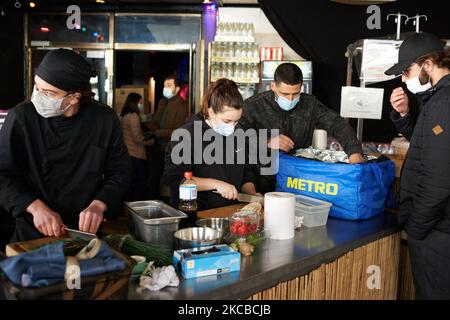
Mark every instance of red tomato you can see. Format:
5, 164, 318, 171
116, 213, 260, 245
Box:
237, 225, 248, 236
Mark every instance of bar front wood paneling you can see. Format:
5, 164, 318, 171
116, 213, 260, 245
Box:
398, 239, 416, 300
246, 233, 401, 300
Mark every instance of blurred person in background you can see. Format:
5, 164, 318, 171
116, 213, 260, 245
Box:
147, 75, 188, 199
121, 92, 154, 201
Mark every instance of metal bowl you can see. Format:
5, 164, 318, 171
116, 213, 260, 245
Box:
196, 218, 229, 238
174, 227, 221, 249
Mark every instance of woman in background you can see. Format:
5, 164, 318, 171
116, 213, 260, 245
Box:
121, 93, 154, 201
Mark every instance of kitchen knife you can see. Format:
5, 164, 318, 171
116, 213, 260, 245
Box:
64, 228, 97, 241
236, 193, 264, 204
213, 190, 264, 204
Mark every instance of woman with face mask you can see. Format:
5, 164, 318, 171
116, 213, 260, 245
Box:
0, 49, 132, 242
120, 93, 154, 201
385, 33, 450, 299
163, 78, 259, 210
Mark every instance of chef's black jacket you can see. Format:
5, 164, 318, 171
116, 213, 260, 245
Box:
0, 100, 132, 242
163, 113, 255, 211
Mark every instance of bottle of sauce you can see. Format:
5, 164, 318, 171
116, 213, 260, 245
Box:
178, 171, 198, 228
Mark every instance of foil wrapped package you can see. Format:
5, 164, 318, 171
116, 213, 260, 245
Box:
294, 147, 377, 163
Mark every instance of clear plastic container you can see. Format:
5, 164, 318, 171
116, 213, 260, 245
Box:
230, 210, 259, 239
295, 195, 332, 227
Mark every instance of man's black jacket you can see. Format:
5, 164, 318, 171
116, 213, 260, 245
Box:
391, 74, 450, 240
240, 91, 362, 156
240, 90, 362, 192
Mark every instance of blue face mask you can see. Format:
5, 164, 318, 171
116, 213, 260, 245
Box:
276, 95, 300, 111
163, 87, 175, 99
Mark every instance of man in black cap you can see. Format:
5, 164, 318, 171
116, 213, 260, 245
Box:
385, 32, 450, 299
0, 49, 132, 241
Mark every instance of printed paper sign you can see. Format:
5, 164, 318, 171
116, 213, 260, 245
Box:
361, 39, 402, 83
340, 86, 384, 120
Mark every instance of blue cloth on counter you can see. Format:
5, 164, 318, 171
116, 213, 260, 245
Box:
0, 242, 66, 287
0, 241, 126, 288
21, 263, 66, 287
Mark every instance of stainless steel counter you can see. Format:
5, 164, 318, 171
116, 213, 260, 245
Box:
128, 212, 400, 300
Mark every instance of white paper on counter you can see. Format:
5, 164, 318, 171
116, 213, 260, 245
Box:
340, 86, 384, 120
361, 39, 402, 83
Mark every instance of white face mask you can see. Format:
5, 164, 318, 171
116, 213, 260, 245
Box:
31, 86, 73, 118
405, 64, 432, 94
205, 118, 236, 137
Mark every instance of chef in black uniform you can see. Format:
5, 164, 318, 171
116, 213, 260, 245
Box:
0, 49, 132, 241
163, 78, 259, 210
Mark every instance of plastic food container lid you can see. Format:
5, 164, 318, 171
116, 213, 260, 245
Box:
295, 195, 332, 208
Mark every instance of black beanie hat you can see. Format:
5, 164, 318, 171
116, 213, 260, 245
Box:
36, 48, 96, 91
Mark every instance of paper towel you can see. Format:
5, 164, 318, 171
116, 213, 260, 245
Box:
264, 192, 296, 240
312, 129, 328, 150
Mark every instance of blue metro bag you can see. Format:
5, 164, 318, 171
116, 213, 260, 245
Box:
275, 153, 395, 220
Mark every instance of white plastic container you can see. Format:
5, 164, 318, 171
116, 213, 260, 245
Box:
295, 195, 332, 227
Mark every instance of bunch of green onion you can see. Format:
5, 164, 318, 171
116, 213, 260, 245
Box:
104, 234, 173, 267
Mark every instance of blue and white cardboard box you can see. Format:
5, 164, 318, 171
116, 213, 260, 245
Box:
173, 244, 241, 279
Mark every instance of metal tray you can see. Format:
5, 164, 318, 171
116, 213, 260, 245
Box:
125, 201, 187, 248
124, 200, 187, 225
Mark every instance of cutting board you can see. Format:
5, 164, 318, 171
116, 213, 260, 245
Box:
5, 204, 258, 256
5, 237, 60, 257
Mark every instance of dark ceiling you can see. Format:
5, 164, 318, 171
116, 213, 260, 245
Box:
25, 0, 205, 3
19, 0, 205, 4
0, 0, 209, 13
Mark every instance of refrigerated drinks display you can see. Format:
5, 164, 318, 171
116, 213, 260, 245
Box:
209, 22, 260, 100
